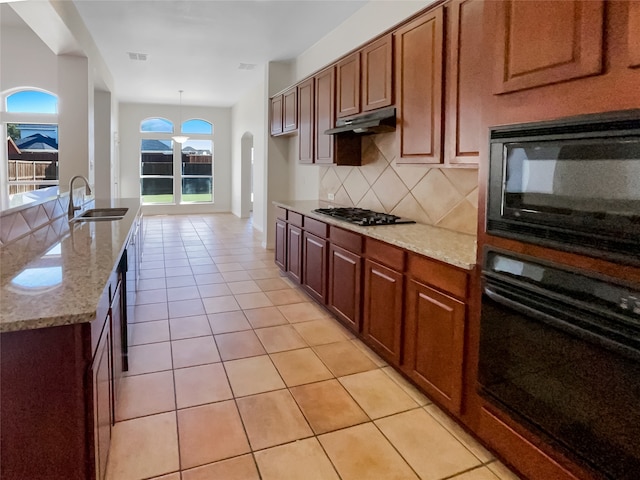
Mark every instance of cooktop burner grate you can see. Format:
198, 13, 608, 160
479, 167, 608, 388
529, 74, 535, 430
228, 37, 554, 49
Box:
312, 207, 416, 226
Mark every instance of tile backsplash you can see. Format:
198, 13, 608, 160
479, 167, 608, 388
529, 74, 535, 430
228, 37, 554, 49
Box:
0, 194, 71, 247
319, 133, 479, 235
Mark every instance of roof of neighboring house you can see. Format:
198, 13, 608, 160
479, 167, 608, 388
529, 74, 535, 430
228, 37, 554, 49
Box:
141, 139, 172, 152
15, 133, 58, 151
7, 137, 21, 155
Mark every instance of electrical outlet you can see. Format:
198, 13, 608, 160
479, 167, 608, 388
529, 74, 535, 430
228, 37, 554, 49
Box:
328, 193, 335, 201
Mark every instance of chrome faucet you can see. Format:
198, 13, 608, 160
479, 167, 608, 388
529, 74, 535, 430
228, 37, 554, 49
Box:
68, 175, 92, 218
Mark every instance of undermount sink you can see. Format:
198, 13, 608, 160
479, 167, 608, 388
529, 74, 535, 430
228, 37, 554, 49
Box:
72, 208, 129, 221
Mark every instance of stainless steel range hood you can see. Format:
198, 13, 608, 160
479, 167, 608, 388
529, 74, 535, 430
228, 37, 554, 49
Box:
324, 106, 396, 135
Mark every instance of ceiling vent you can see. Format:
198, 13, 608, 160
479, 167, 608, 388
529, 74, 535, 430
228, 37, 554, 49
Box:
238, 63, 256, 70
128, 52, 148, 61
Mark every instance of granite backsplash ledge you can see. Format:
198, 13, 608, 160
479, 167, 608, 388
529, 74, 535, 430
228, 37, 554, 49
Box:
319, 132, 479, 236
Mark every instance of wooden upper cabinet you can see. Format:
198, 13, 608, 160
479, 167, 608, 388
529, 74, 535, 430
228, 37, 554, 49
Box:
395, 7, 444, 164
445, 0, 483, 165
282, 87, 297, 133
270, 95, 283, 135
362, 34, 393, 112
315, 67, 336, 164
298, 78, 315, 164
336, 52, 361, 118
629, 1, 640, 68
494, 0, 604, 94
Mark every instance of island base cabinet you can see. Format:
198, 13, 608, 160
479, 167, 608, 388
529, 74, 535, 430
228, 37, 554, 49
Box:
403, 279, 466, 414
362, 259, 403, 364
92, 324, 112, 480
0, 324, 91, 480
328, 244, 362, 332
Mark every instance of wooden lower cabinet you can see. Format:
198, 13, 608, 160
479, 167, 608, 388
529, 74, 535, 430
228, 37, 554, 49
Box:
302, 232, 327, 303
287, 224, 303, 283
328, 244, 362, 332
275, 219, 287, 270
403, 278, 466, 413
110, 280, 124, 407
92, 323, 112, 480
362, 259, 403, 364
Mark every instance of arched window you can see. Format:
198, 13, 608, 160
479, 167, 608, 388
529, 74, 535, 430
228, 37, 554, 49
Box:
4, 89, 59, 208
181, 119, 213, 135
139, 116, 214, 205
6, 90, 58, 114
140, 117, 174, 133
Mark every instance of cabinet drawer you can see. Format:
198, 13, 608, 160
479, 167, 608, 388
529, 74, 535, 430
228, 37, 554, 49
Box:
304, 216, 328, 238
276, 206, 287, 220
408, 254, 468, 300
365, 238, 405, 271
288, 211, 303, 227
330, 226, 363, 254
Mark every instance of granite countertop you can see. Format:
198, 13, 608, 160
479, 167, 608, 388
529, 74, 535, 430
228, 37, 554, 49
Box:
0, 197, 141, 333
274, 200, 477, 270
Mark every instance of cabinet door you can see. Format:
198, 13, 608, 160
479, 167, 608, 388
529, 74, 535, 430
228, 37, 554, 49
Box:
445, 0, 483, 165
493, 0, 604, 94
270, 95, 283, 136
302, 232, 327, 303
630, 1, 640, 68
286, 224, 303, 284
298, 78, 315, 164
336, 52, 361, 118
328, 244, 362, 332
315, 67, 336, 164
110, 280, 124, 405
395, 8, 444, 164
362, 34, 393, 112
283, 87, 298, 133
404, 279, 465, 413
93, 326, 112, 480
275, 219, 287, 270
362, 260, 403, 364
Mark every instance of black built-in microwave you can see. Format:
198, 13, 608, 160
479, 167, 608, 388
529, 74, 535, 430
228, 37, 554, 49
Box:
487, 110, 640, 265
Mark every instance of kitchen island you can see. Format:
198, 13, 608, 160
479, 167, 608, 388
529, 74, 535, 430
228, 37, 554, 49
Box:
0, 197, 142, 480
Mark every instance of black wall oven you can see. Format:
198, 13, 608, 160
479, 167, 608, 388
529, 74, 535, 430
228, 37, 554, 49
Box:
487, 110, 640, 266
478, 248, 640, 479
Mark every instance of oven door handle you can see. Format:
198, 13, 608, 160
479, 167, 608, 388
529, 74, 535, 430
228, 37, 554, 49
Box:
484, 286, 571, 328
484, 285, 640, 361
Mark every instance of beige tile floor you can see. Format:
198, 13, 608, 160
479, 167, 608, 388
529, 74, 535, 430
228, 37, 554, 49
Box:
106, 213, 521, 480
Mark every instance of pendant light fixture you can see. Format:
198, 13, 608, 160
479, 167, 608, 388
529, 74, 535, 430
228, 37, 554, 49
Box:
172, 90, 189, 144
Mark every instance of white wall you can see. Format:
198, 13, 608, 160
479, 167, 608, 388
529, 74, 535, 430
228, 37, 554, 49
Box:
295, 0, 433, 81
57, 54, 92, 188
0, 26, 58, 94
118, 102, 232, 214
94, 90, 111, 199
231, 81, 266, 224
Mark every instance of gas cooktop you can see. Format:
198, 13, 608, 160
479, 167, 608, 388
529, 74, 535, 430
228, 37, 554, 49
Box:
313, 207, 416, 226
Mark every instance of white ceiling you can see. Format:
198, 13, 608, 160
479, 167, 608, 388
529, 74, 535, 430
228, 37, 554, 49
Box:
69, 0, 368, 107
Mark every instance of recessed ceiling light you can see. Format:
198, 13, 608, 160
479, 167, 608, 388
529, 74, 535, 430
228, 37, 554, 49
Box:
127, 52, 148, 61
238, 63, 256, 70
